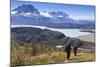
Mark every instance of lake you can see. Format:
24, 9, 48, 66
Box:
11, 25, 92, 37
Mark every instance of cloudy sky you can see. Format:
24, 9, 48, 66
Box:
11, 0, 95, 20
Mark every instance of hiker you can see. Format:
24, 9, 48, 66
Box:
73, 46, 78, 56
65, 44, 71, 60
72, 41, 79, 56
73, 40, 83, 56
65, 39, 83, 60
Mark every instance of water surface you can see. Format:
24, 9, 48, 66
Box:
11, 25, 92, 37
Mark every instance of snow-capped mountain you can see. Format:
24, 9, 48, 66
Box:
12, 4, 40, 14
11, 4, 95, 29
11, 4, 40, 17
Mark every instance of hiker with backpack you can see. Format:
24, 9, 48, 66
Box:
65, 39, 82, 60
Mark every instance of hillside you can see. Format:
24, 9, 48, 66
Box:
11, 27, 69, 46
11, 40, 95, 67
11, 37, 95, 67
11, 27, 95, 50
11, 27, 95, 67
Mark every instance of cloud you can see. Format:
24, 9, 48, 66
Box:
40, 12, 53, 17
70, 15, 95, 20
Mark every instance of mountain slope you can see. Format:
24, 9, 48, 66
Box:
11, 27, 69, 46
12, 4, 40, 14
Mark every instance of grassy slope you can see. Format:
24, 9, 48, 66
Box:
11, 50, 95, 67
11, 40, 95, 67
26, 51, 95, 65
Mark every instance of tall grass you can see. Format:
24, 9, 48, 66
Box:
11, 41, 95, 67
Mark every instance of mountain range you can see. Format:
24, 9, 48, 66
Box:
11, 4, 95, 29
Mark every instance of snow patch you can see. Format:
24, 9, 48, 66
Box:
56, 45, 63, 48
11, 11, 17, 15
40, 12, 53, 17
